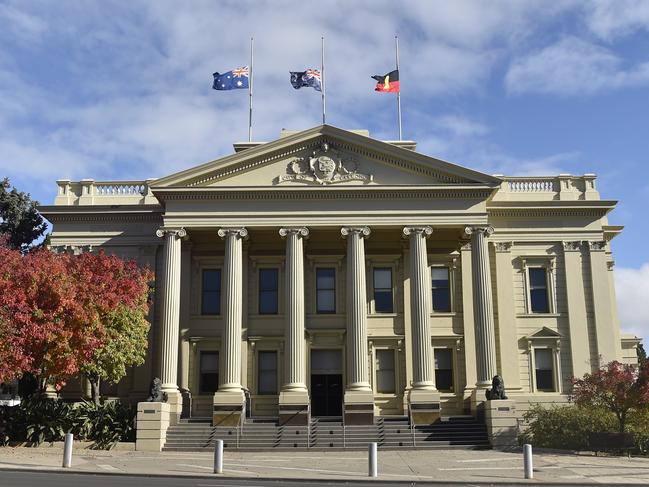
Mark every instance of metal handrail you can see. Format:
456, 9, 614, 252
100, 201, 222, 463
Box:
343, 407, 346, 448
408, 404, 416, 447
307, 404, 311, 449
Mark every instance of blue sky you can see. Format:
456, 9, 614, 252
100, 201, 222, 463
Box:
1, 0, 648, 339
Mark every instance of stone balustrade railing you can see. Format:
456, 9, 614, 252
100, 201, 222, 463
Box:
55, 179, 159, 205
493, 174, 600, 201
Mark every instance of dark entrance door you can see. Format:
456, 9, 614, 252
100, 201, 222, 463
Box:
311, 374, 343, 417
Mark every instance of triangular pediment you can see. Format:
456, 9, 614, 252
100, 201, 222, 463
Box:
525, 327, 562, 340
151, 125, 501, 189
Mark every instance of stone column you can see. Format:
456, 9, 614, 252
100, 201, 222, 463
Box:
156, 227, 186, 423
403, 226, 441, 424
341, 226, 374, 424
212, 227, 247, 426
278, 227, 310, 425
465, 226, 497, 391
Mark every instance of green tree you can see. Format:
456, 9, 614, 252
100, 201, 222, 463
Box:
638, 343, 647, 366
0, 178, 48, 252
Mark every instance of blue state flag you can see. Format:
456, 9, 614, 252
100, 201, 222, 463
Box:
212, 66, 249, 90
290, 69, 322, 91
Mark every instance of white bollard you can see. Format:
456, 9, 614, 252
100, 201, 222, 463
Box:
523, 443, 533, 479
62, 433, 73, 468
368, 442, 378, 478
214, 439, 224, 474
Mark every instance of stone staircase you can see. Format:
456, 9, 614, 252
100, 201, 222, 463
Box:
162, 415, 489, 452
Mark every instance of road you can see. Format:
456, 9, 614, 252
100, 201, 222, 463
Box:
0, 471, 642, 487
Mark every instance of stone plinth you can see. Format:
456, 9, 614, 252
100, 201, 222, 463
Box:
213, 390, 245, 426
343, 390, 375, 425
409, 389, 441, 425
136, 402, 170, 452
484, 399, 518, 448
278, 391, 310, 426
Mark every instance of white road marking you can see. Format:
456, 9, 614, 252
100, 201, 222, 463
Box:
224, 462, 437, 480
457, 457, 518, 463
97, 464, 121, 471
177, 463, 212, 470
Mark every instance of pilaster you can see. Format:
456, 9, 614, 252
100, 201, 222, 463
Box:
459, 241, 477, 406
341, 226, 374, 425
493, 242, 521, 390
587, 240, 620, 364
562, 241, 592, 377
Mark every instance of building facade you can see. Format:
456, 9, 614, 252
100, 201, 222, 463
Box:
40, 125, 636, 426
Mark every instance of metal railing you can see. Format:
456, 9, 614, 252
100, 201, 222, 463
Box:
306, 404, 311, 449
408, 404, 416, 447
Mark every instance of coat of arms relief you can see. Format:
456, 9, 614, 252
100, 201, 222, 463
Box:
273, 142, 373, 185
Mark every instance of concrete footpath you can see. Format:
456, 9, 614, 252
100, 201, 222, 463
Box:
1, 446, 649, 484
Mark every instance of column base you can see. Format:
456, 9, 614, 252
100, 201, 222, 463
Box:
484, 399, 518, 448
408, 388, 441, 425
343, 390, 374, 425
212, 389, 245, 426
278, 390, 310, 426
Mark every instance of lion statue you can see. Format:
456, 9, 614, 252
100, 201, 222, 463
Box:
146, 377, 168, 402
485, 375, 508, 400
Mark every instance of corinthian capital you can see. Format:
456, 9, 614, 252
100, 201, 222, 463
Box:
403, 226, 433, 238
464, 225, 494, 237
217, 227, 248, 239
156, 227, 187, 238
279, 227, 309, 239
341, 226, 371, 238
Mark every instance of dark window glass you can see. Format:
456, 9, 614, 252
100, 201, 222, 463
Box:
434, 348, 454, 391
431, 267, 451, 312
373, 268, 393, 313
534, 349, 554, 391
529, 268, 549, 313
259, 268, 279, 314
258, 351, 278, 395
316, 268, 336, 313
199, 351, 219, 394
201, 269, 221, 315
376, 350, 395, 393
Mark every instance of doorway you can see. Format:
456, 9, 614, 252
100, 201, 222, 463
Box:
310, 349, 343, 417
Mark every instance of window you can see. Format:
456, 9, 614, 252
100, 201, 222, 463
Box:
529, 268, 549, 313
373, 268, 393, 313
201, 269, 221, 315
257, 351, 278, 395
534, 349, 554, 391
434, 348, 454, 392
316, 268, 336, 313
199, 351, 219, 394
431, 267, 451, 312
375, 349, 395, 393
259, 268, 279, 314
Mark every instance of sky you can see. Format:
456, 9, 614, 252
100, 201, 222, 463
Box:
0, 0, 648, 340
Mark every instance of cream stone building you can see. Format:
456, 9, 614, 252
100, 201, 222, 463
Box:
41, 125, 637, 428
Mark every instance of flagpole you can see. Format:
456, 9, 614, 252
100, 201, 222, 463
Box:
395, 35, 402, 140
249, 37, 254, 142
321, 36, 326, 125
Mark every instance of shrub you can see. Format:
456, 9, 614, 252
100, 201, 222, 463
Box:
0, 398, 135, 449
518, 404, 616, 450
519, 404, 649, 454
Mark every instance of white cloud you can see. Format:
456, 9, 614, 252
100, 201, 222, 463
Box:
505, 36, 649, 96
432, 115, 489, 137
615, 263, 649, 341
584, 0, 649, 40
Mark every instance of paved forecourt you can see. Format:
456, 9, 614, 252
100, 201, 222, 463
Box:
2, 446, 649, 484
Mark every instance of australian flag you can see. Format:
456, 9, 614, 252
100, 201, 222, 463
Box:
290, 69, 322, 91
212, 66, 249, 90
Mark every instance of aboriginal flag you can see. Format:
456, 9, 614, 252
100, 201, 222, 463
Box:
372, 70, 399, 92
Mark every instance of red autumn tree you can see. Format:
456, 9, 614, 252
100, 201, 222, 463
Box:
0, 241, 153, 398
572, 360, 649, 433
0, 242, 101, 392
71, 251, 153, 403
